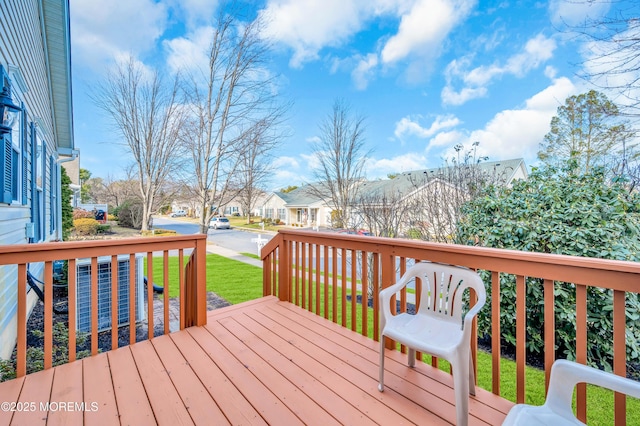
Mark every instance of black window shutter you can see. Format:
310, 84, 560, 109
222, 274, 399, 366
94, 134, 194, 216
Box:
1, 134, 11, 204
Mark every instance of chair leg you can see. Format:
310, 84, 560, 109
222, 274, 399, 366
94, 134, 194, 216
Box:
452, 354, 470, 426
378, 336, 385, 392
408, 348, 416, 368
468, 353, 476, 396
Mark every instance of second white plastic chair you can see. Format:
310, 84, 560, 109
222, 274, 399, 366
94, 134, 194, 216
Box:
378, 261, 486, 426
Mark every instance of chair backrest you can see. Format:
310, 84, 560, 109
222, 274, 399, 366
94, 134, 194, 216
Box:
408, 262, 486, 326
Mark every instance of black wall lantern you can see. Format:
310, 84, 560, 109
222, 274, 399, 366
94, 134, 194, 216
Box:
0, 84, 21, 135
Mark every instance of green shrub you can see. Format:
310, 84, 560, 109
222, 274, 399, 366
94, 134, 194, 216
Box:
141, 228, 177, 237
73, 218, 99, 235
458, 162, 640, 370
0, 323, 91, 382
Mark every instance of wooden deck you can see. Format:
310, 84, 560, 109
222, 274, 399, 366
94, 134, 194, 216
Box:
0, 296, 513, 425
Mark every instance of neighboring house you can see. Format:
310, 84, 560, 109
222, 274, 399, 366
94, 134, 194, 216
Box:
261, 184, 333, 227
352, 159, 528, 238
0, 0, 75, 359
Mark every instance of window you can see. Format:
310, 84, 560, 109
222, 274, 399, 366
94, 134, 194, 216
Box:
0, 67, 24, 205
277, 208, 286, 220
49, 156, 56, 233
265, 208, 274, 219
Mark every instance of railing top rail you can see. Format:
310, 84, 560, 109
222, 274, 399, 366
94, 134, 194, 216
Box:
271, 229, 640, 291
0, 234, 208, 265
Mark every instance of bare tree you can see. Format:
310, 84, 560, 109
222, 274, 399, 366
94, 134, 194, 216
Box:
232, 119, 282, 223
353, 183, 411, 238
573, 3, 640, 115
93, 56, 184, 231
311, 99, 369, 229
182, 6, 286, 233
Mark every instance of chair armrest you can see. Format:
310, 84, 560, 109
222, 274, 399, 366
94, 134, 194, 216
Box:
378, 275, 414, 330
545, 360, 640, 419
462, 293, 486, 332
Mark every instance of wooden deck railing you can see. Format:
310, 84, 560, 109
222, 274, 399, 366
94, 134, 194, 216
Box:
0, 234, 207, 378
261, 229, 640, 424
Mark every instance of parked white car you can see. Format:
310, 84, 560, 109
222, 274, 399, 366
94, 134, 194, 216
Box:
209, 216, 230, 229
170, 210, 187, 217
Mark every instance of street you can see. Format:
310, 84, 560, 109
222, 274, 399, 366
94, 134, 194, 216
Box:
153, 216, 274, 255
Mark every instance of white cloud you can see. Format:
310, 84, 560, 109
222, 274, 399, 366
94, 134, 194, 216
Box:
166, 0, 219, 30
380, 0, 475, 64
441, 85, 487, 106
432, 77, 578, 161
260, 0, 382, 68
70, 0, 167, 71
272, 156, 300, 169
366, 153, 427, 178
351, 54, 379, 90
394, 114, 461, 139
549, 0, 610, 26
164, 26, 214, 75
442, 33, 557, 106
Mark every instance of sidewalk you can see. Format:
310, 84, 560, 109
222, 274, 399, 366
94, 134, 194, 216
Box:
206, 243, 263, 268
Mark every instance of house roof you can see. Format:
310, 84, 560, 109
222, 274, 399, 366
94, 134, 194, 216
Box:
42, 0, 74, 154
356, 159, 527, 201
273, 183, 332, 208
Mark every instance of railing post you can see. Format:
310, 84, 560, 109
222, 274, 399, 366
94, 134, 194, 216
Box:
184, 235, 207, 327
278, 237, 290, 302
195, 236, 207, 326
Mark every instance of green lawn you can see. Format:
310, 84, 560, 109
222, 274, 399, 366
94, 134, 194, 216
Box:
145, 253, 263, 304
148, 254, 639, 424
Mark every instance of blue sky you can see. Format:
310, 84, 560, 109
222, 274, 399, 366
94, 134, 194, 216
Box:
69, 0, 638, 190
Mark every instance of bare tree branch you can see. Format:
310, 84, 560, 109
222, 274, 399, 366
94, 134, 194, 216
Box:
93, 56, 185, 231
310, 98, 370, 229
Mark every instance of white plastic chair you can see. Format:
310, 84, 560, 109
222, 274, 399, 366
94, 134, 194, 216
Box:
502, 359, 640, 425
378, 262, 486, 426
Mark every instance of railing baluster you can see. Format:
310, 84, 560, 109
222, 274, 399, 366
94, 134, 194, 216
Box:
332, 246, 338, 323
308, 243, 313, 312
341, 248, 347, 327
324, 245, 329, 320
91, 257, 99, 355
576, 284, 588, 422
315, 244, 321, 315
179, 249, 185, 330
361, 251, 368, 337
147, 251, 154, 340
351, 249, 357, 332
129, 253, 136, 345
164, 251, 169, 335
382, 250, 394, 350
613, 289, 627, 425
373, 252, 380, 342
111, 255, 118, 351
491, 271, 501, 395
295, 241, 300, 306
68, 259, 77, 362
44, 260, 53, 369
301, 242, 306, 309
543, 279, 555, 394
516, 274, 526, 403
17, 263, 27, 377
399, 257, 407, 355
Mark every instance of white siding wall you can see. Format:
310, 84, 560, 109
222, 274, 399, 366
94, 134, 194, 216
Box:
0, 0, 62, 359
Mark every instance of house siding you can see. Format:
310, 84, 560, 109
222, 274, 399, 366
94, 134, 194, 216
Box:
0, 0, 69, 359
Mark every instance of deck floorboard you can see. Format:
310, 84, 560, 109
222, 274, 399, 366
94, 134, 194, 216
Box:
0, 296, 512, 425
